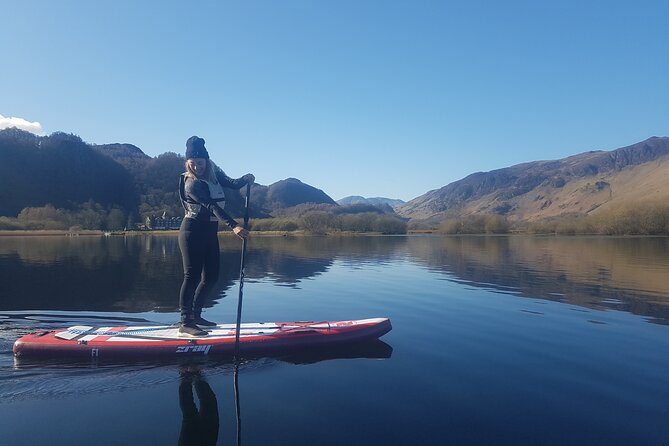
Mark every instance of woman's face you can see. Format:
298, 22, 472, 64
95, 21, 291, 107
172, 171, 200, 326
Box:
187, 158, 207, 176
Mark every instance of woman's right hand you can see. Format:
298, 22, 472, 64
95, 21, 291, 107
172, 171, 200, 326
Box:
233, 226, 249, 239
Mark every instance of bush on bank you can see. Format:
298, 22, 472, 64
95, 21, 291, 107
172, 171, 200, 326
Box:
437, 215, 511, 234
9, 201, 666, 236
432, 202, 669, 236
528, 203, 669, 235
248, 212, 408, 235
2, 203, 408, 234
2, 203, 128, 231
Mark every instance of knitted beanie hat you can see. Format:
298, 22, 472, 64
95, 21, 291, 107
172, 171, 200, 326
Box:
185, 136, 209, 159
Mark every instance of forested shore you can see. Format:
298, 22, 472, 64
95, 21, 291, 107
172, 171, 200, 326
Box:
433, 200, 669, 236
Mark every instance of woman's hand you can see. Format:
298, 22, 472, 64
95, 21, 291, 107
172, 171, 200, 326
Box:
243, 173, 255, 184
233, 225, 249, 240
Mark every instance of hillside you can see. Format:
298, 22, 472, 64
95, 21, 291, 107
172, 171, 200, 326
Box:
93, 154, 339, 220
397, 137, 669, 224
255, 178, 336, 210
93, 143, 151, 170
0, 129, 138, 216
0, 129, 338, 224
4, 127, 667, 231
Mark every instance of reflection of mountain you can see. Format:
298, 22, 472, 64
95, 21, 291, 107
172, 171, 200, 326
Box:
0, 236, 405, 312
237, 236, 408, 286
403, 236, 669, 323
240, 239, 333, 286
0, 236, 246, 312
3, 235, 668, 323
0, 237, 150, 311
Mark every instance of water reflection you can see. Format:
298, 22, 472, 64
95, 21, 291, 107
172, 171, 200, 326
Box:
0, 235, 406, 312
6, 339, 392, 445
0, 236, 183, 311
179, 367, 219, 446
402, 236, 669, 323
233, 365, 242, 446
1, 235, 668, 323
174, 340, 393, 446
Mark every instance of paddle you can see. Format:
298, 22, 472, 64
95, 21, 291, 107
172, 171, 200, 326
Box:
233, 183, 251, 445
234, 363, 242, 445
234, 182, 252, 359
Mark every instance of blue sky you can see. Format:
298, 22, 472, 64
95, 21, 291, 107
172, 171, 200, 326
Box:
2, 1, 668, 201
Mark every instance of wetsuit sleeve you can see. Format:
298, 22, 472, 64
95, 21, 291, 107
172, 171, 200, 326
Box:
185, 179, 240, 228
215, 171, 250, 190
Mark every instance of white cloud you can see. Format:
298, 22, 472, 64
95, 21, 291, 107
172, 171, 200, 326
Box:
0, 114, 44, 134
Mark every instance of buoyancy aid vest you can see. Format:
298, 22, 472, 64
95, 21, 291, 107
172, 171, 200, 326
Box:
179, 174, 226, 221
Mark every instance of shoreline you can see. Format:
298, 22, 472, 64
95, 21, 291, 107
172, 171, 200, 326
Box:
1, 229, 667, 238
0, 229, 405, 237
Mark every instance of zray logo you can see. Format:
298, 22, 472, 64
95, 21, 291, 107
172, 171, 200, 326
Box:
176, 345, 212, 354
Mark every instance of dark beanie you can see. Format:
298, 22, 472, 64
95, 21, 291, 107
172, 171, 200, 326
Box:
185, 136, 209, 159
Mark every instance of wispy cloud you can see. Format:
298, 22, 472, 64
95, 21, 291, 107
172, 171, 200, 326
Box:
0, 114, 43, 134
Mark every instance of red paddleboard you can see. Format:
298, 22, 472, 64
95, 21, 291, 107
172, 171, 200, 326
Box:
13, 318, 392, 360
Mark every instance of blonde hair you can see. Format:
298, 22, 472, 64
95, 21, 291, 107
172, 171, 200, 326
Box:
184, 159, 219, 183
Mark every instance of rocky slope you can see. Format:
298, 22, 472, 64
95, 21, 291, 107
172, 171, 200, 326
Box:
397, 137, 669, 223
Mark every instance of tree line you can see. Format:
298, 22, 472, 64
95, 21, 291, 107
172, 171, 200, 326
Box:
250, 211, 407, 234
0, 203, 132, 231
432, 200, 669, 236
250, 203, 408, 234
524, 201, 669, 235
0, 202, 409, 234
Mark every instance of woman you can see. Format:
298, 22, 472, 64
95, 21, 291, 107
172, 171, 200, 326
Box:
177, 136, 255, 337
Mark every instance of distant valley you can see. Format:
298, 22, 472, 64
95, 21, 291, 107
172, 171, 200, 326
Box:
337, 196, 405, 209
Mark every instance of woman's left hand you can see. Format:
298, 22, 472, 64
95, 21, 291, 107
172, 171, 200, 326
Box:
243, 174, 255, 184
233, 226, 249, 239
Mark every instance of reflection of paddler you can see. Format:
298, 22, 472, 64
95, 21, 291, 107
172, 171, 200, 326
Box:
178, 367, 220, 446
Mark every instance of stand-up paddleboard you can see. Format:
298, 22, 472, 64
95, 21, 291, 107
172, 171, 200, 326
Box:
13, 318, 392, 359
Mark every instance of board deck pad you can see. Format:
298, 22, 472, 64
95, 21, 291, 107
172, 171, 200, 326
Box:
53, 322, 336, 341
13, 318, 392, 359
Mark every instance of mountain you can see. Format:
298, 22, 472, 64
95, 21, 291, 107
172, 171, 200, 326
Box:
0, 129, 138, 216
92, 144, 337, 217
94, 146, 189, 218
338, 196, 405, 208
397, 137, 669, 224
252, 178, 336, 211
93, 143, 150, 171
94, 149, 338, 219
0, 129, 337, 222
7, 126, 665, 229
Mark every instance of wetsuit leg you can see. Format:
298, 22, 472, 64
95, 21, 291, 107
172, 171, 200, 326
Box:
193, 223, 220, 316
178, 219, 207, 321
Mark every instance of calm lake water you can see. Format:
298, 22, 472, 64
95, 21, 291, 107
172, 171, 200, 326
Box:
1, 234, 668, 446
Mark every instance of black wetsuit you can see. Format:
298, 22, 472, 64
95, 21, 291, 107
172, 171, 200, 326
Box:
178, 172, 249, 322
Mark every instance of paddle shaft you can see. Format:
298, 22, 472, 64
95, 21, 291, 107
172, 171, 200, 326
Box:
234, 183, 252, 358
234, 363, 242, 445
